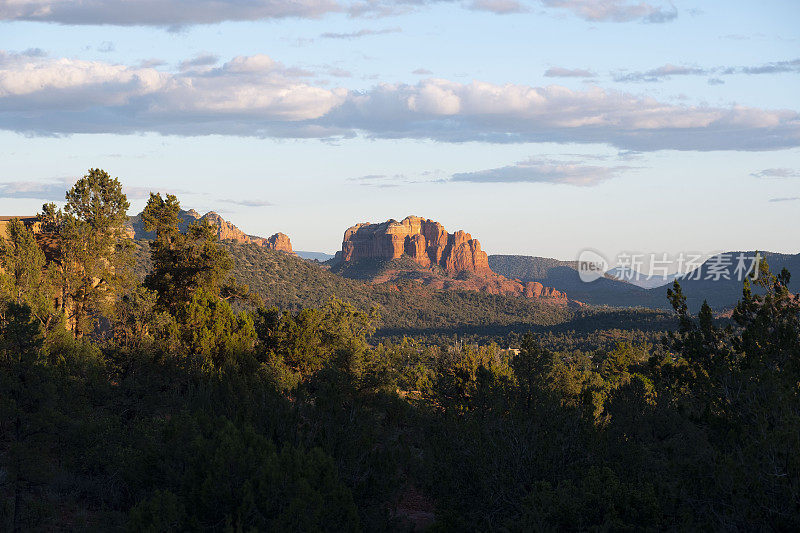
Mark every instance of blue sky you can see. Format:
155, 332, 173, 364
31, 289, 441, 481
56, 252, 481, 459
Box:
0, 0, 798, 262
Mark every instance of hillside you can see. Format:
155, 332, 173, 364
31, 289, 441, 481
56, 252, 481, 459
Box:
225, 241, 576, 334
134, 240, 674, 339
135, 240, 573, 333
489, 254, 664, 308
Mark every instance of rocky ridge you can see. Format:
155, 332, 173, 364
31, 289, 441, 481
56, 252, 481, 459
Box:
126, 209, 294, 254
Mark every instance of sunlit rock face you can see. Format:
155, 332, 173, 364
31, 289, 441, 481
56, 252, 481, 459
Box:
127, 209, 294, 254
339, 216, 489, 274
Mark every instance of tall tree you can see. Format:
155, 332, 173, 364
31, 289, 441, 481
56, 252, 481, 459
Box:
0, 219, 56, 332
142, 193, 235, 314
60, 169, 132, 336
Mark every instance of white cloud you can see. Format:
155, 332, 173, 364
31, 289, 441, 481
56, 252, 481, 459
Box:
0, 52, 346, 127
328, 79, 800, 150
1, 53, 799, 151
451, 158, 629, 186
347, 174, 405, 187
0, 177, 184, 200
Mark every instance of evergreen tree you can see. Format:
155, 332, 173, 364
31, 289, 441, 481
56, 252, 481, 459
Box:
142, 192, 235, 314
58, 169, 132, 336
0, 219, 56, 332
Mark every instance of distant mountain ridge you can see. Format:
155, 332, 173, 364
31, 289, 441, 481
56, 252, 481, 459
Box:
671, 251, 800, 310
489, 255, 662, 308
126, 209, 294, 254
296, 251, 335, 262
490, 251, 800, 312
605, 266, 680, 289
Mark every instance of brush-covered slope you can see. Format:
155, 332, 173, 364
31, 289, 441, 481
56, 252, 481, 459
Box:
226, 242, 574, 330
134, 241, 574, 334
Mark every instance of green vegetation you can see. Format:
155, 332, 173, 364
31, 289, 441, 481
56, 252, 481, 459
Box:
2, 170, 799, 530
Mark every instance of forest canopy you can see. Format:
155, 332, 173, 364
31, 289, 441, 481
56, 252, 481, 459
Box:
1, 171, 799, 530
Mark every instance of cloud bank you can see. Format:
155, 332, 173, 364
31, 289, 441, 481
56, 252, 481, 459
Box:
615, 59, 800, 82
0, 178, 156, 200
0, 179, 72, 201
0, 0, 679, 25
1, 52, 799, 152
452, 158, 629, 186
320, 27, 401, 39
544, 67, 596, 78
0, 0, 342, 26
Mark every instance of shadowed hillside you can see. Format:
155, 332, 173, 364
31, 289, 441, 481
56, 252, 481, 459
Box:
490, 252, 800, 312
135, 240, 577, 335
489, 255, 665, 308
671, 251, 800, 311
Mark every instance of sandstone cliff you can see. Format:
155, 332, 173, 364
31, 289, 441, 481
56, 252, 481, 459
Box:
338, 216, 489, 274
127, 209, 294, 254
334, 216, 568, 303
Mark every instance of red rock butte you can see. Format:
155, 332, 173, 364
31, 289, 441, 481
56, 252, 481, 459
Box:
339, 216, 490, 274
335, 215, 571, 303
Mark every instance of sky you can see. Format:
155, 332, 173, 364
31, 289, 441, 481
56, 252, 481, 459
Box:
0, 0, 798, 264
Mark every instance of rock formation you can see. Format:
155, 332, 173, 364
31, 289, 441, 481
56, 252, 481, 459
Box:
126, 209, 294, 254
338, 216, 489, 274
334, 216, 569, 303
265, 232, 293, 254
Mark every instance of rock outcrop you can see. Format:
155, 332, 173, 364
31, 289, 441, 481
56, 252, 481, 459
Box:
338, 216, 489, 274
334, 216, 569, 303
126, 209, 294, 254
265, 232, 293, 254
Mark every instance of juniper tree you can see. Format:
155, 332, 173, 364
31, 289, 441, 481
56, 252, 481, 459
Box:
142, 192, 237, 315
60, 169, 132, 336
0, 218, 56, 332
